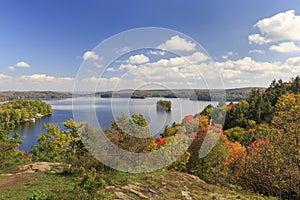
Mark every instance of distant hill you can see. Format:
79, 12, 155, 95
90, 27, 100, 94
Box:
0, 87, 266, 102
96, 87, 265, 101
0, 91, 72, 102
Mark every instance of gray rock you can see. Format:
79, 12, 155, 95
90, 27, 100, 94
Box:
122, 184, 149, 199
182, 191, 193, 200
18, 162, 71, 173
115, 191, 135, 200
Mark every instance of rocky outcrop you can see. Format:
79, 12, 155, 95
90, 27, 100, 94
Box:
115, 192, 135, 200
19, 162, 71, 173
182, 191, 193, 200
2, 162, 71, 176
122, 183, 150, 199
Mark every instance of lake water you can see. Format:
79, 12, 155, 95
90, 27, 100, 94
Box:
15, 97, 218, 151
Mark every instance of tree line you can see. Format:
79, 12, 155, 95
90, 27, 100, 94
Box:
0, 100, 52, 170
0, 91, 71, 102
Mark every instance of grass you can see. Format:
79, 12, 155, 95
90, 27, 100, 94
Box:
0, 173, 75, 200
0, 170, 278, 200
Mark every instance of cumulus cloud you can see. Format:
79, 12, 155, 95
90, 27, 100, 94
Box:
20, 74, 73, 82
285, 57, 300, 66
83, 51, 101, 61
249, 10, 300, 44
16, 61, 30, 68
157, 35, 196, 52
127, 54, 150, 64
185, 52, 209, 63
108, 51, 215, 89
269, 42, 300, 53
0, 74, 74, 91
216, 57, 279, 79
215, 56, 300, 87
8, 61, 31, 70
248, 34, 271, 45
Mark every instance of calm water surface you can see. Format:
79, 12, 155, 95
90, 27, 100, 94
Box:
15, 97, 218, 151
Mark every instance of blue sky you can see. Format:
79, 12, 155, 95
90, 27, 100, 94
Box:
0, 0, 300, 91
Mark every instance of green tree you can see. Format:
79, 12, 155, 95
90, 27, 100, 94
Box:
224, 127, 246, 143
291, 76, 300, 94
156, 100, 171, 112
224, 100, 249, 130
32, 123, 75, 162
131, 113, 148, 127
199, 104, 213, 119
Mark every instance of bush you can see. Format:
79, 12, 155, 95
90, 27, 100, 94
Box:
73, 167, 107, 200
27, 192, 48, 200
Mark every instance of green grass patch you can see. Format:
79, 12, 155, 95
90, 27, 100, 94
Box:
0, 173, 75, 200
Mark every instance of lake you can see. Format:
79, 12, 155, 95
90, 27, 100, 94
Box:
15, 97, 218, 151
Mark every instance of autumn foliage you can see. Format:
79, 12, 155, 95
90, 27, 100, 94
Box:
154, 137, 168, 146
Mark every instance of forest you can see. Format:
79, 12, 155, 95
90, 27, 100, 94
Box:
0, 76, 299, 199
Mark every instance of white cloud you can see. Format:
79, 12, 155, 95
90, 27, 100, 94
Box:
0, 74, 10, 79
15, 61, 30, 68
106, 67, 116, 72
249, 49, 265, 54
111, 51, 213, 89
249, 10, 300, 44
215, 56, 300, 87
229, 79, 250, 84
147, 52, 208, 68
149, 50, 166, 56
93, 63, 103, 68
87, 76, 121, 83
21, 74, 53, 81
269, 42, 300, 53
127, 54, 149, 64
119, 64, 137, 71
83, 51, 101, 61
185, 52, 209, 63
21, 74, 73, 82
157, 35, 196, 52
8, 66, 15, 71
248, 34, 271, 45
216, 57, 280, 79
115, 46, 131, 54
222, 51, 234, 60
285, 57, 300, 66
0, 74, 74, 91
7, 61, 31, 70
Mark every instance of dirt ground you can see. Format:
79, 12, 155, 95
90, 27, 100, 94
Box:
0, 173, 34, 188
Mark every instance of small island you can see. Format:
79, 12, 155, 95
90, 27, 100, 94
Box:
156, 100, 171, 112
130, 95, 146, 99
